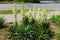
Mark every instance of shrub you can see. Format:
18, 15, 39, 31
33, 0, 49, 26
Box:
8, 17, 53, 40
51, 15, 60, 25
0, 17, 5, 27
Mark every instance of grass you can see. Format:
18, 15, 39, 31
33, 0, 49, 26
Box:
56, 26, 60, 40
0, 10, 21, 14
0, 10, 13, 14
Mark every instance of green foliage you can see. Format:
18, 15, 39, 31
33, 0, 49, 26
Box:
23, 16, 29, 26
56, 26, 60, 40
56, 34, 60, 40
8, 16, 53, 40
8, 4, 53, 40
51, 15, 60, 25
0, 0, 40, 3
0, 10, 13, 14
0, 10, 21, 14
0, 17, 5, 27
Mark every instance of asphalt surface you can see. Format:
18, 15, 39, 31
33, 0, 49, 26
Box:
0, 3, 60, 10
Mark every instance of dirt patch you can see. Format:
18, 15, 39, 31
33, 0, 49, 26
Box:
0, 28, 9, 40
50, 23, 58, 40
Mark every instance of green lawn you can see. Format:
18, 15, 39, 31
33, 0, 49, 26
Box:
0, 10, 21, 14
0, 10, 13, 14
56, 26, 60, 40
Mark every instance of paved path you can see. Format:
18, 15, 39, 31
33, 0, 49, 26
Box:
0, 14, 22, 23
0, 4, 60, 10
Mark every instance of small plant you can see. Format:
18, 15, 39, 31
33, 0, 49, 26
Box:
51, 15, 60, 25
0, 17, 5, 28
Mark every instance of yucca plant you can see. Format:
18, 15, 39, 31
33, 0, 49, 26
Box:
8, 19, 53, 40
8, 4, 53, 40
8, 16, 53, 40
12, 4, 18, 25
23, 16, 29, 26
20, 2, 26, 16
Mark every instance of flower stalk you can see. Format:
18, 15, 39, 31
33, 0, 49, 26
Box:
12, 4, 18, 25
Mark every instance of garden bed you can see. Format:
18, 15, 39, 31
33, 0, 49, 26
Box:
0, 4, 60, 40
